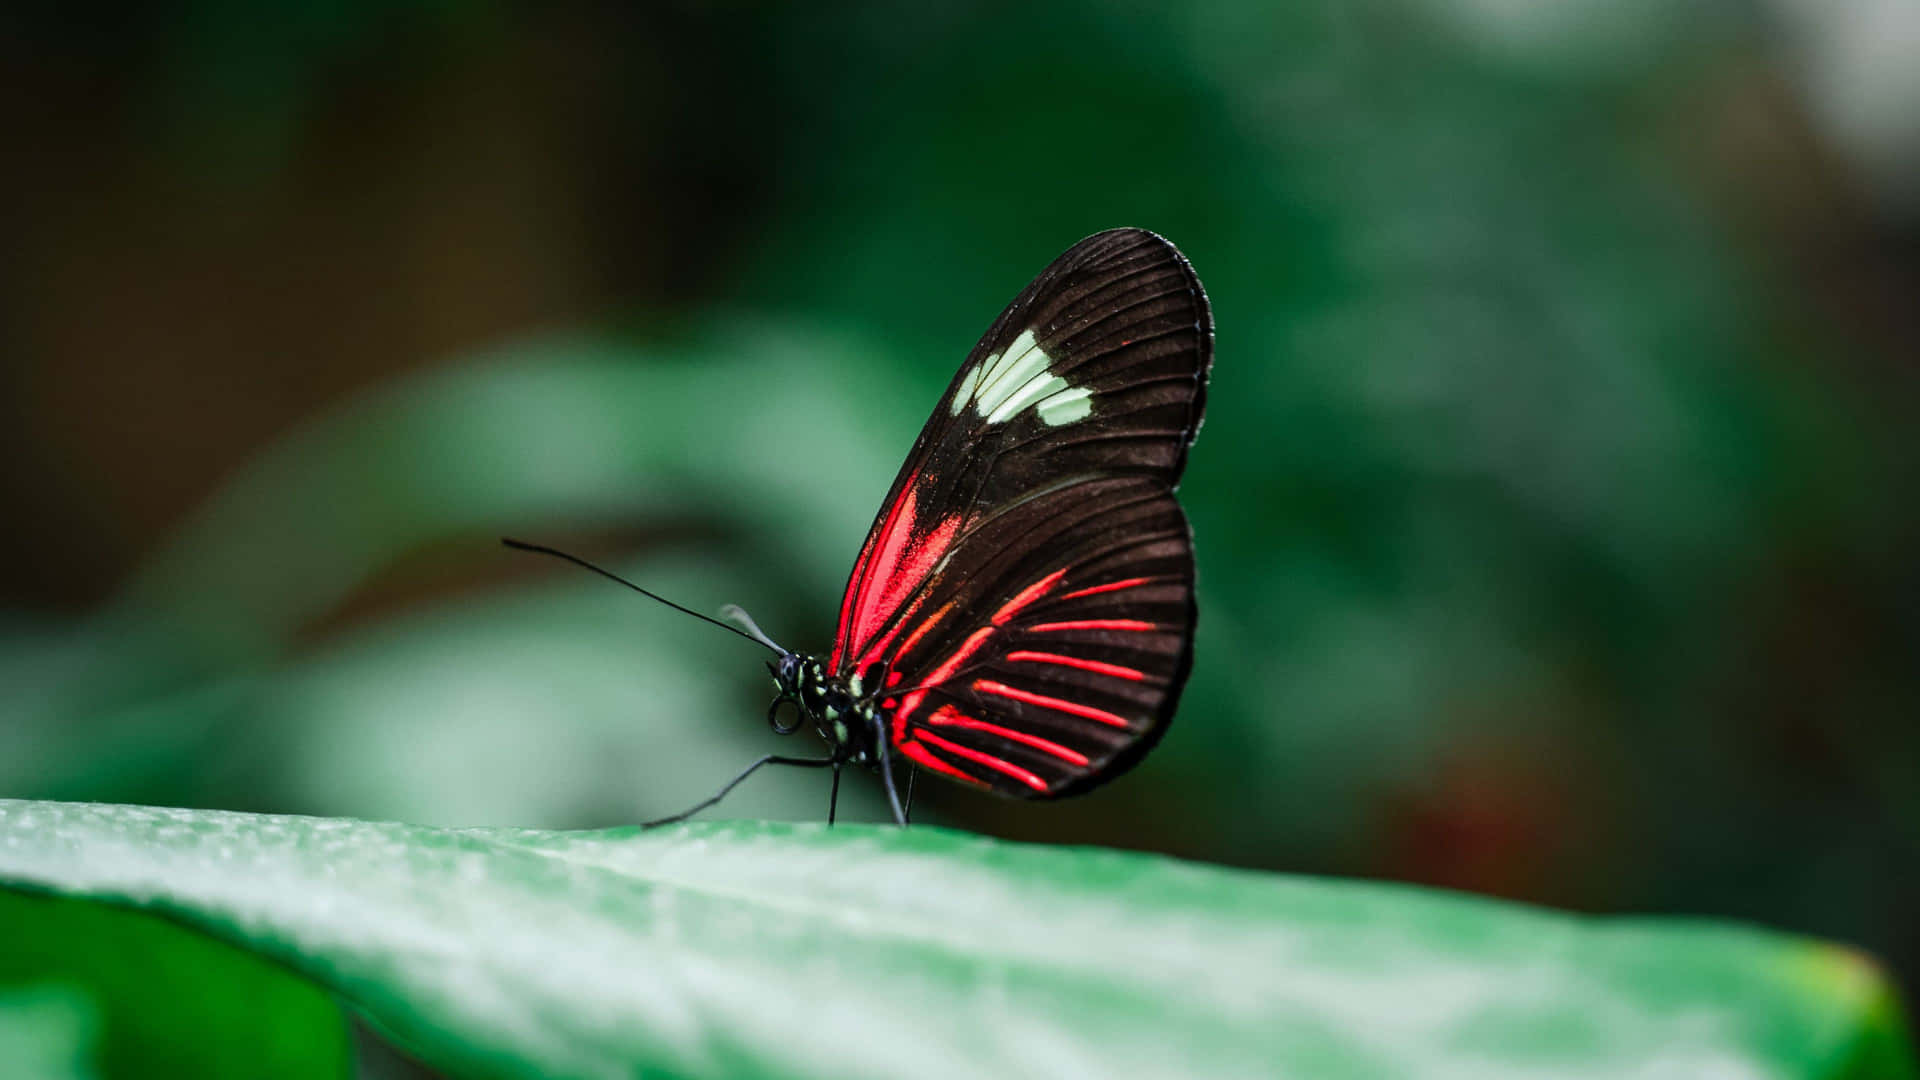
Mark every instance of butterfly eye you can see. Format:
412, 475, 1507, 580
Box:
767, 696, 804, 736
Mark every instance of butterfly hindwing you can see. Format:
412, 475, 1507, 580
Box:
830, 228, 1211, 797
878, 477, 1193, 796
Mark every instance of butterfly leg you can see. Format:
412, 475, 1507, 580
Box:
641, 754, 835, 827
827, 764, 843, 826
873, 733, 909, 827
902, 764, 918, 824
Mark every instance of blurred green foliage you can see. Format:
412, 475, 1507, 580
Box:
3, 0, 1918, 1074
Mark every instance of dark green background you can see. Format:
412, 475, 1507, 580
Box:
3, 1, 1915, 1070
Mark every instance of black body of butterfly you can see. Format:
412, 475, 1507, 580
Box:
508, 227, 1211, 825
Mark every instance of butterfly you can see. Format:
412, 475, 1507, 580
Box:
508, 227, 1211, 825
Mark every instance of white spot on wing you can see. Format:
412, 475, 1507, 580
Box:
974, 330, 1048, 414
1035, 386, 1094, 425
949, 328, 1091, 427
950, 363, 981, 416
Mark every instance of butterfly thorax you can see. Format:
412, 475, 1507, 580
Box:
769, 653, 881, 766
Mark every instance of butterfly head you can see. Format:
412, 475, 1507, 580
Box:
766, 652, 832, 733
764, 652, 877, 762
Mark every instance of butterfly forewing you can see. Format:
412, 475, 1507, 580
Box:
830, 228, 1211, 797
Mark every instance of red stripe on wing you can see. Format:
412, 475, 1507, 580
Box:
850, 590, 929, 676
914, 729, 1049, 792
832, 466, 919, 670
1028, 619, 1157, 632
991, 569, 1068, 625
1003, 650, 1145, 681
1056, 577, 1153, 601
973, 680, 1132, 728
861, 599, 953, 674
899, 739, 987, 787
924, 704, 1090, 766
873, 571, 1067, 727
832, 470, 960, 671
891, 626, 996, 739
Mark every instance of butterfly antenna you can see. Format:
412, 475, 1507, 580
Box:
500, 538, 782, 654
717, 604, 787, 654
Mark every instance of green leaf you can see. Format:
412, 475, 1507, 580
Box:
0, 890, 350, 1080
0, 800, 1909, 1079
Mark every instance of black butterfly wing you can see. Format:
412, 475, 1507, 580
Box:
829, 227, 1211, 797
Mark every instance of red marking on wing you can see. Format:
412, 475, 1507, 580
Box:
852, 589, 929, 676
914, 729, 1049, 792
873, 600, 953, 671
1028, 619, 1157, 633
923, 628, 995, 693
1003, 650, 1145, 681
832, 471, 961, 671
925, 704, 1090, 766
864, 513, 960, 665
991, 569, 1068, 625
1057, 577, 1153, 601
974, 680, 1131, 728
833, 467, 918, 670
891, 626, 996, 740
885, 670, 903, 688
899, 739, 987, 787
